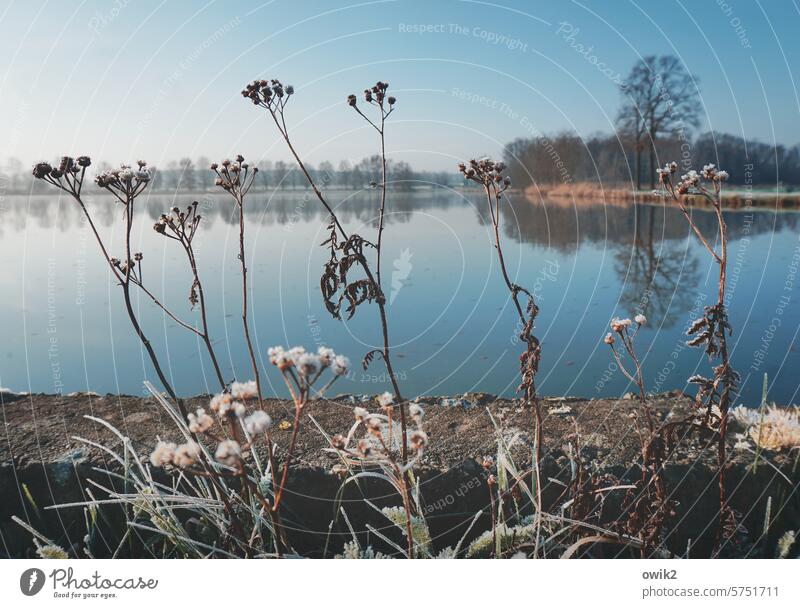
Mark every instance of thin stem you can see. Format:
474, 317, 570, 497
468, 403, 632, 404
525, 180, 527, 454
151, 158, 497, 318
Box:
237, 202, 264, 408
185, 246, 226, 390
267, 103, 408, 462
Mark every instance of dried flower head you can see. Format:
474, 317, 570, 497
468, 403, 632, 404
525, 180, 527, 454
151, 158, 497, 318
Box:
458, 158, 511, 194
215, 440, 242, 467
409, 430, 428, 452
377, 391, 394, 407
95, 161, 151, 193
610, 317, 632, 333
230, 380, 258, 400
268, 345, 292, 370
354, 406, 369, 421
331, 354, 350, 376
149, 440, 177, 467
209, 393, 245, 418
244, 410, 273, 435
634, 314, 647, 326
173, 442, 201, 468
211, 154, 257, 199
32, 155, 93, 197
408, 402, 424, 423
241, 78, 295, 111
36, 544, 69, 559
187, 407, 214, 433
365, 415, 383, 436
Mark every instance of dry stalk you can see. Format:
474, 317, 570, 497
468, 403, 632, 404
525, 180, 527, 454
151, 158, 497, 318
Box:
242, 79, 409, 462
458, 159, 543, 510
658, 161, 740, 553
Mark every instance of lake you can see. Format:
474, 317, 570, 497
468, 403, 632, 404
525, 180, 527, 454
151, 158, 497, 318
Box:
1, 188, 798, 406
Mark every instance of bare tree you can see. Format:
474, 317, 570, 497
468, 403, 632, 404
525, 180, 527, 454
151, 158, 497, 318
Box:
617, 56, 700, 189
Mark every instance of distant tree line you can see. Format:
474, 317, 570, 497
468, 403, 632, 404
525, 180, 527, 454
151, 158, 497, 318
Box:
1, 154, 455, 194
504, 55, 800, 191
503, 130, 800, 191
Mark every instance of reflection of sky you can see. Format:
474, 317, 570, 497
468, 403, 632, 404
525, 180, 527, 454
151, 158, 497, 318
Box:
1, 192, 798, 406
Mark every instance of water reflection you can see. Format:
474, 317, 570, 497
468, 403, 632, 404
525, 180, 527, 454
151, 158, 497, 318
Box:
1, 191, 797, 406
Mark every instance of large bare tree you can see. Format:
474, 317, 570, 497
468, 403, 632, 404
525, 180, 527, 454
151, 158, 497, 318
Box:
617, 55, 701, 189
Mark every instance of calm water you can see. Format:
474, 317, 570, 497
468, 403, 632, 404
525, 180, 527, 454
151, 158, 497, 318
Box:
1, 189, 798, 406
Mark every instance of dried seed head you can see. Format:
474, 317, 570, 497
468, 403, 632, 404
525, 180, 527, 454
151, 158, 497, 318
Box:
244, 410, 272, 435
357, 438, 372, 457
209, 393, 245, 418
173, 442, 201, 468
331, 354, 350, 376
366, 416, 382, 436
32, 162, 53, 178
149, 441, 177, 467
215, 440, 242, 467
408, 402, 424, 422
347, 94, 357, 107
409, 430, 428, 452
603, 333, 615, 345
188, 407, 214, 433
610, 317, 632, 333
230, 380, 258, 400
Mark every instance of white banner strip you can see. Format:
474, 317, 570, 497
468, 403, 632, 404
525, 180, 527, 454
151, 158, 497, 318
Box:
1, 559, 798, 607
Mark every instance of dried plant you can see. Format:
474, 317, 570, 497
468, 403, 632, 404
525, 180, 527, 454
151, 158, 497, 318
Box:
458, 159, 543, 508
242, 79, 410, 461
732, 404, 800, 452
657, 161, 740, 549
211, 156, 262, 406
602, 315, 674, 555
153, 203, 226, 390
145, 345, 349, 557
31, 158, 192, 414
323, 392, 424, 558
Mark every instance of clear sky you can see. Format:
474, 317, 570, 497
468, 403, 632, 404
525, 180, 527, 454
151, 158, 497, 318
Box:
1, 0, 798, 171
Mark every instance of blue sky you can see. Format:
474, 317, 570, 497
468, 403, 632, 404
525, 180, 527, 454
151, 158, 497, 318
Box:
1, 0, 798, 170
